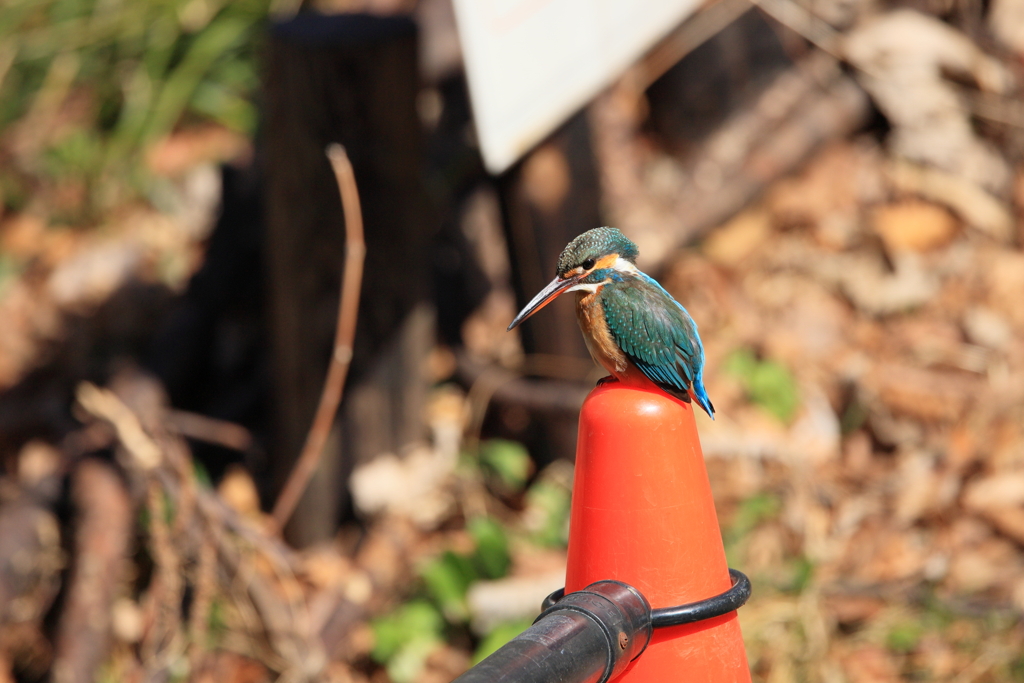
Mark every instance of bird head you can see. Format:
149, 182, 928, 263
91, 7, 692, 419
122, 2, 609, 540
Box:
508, 227, 639, 330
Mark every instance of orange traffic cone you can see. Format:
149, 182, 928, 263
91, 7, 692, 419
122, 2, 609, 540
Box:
565, 378, 750, 682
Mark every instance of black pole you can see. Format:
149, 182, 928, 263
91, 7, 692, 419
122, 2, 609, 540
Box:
453, 581, 652, 683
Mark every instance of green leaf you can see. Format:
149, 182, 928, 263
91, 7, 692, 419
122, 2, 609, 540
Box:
727, 493, 780, 543
0, 0, 43, 38
840, 396, 868, 435
479, 439, 532, 492
472, 618, 535, 665
160, 487, 175, 525
1008, 653, 1024, 681
782, 555, 814, 594
44, 127, 103, 179
722, 347, 757, 377
386, 636, 443, 683
0, 0, 276, 213
724, 348, 800, 423
207, 596, 227, 646
524, 479, 571, 548
469, 516, 511, 580
370, 599, 445, 664
421, 551, 477, 621
190, 80, 256, 133
142, 13, 252, 142
192, 460, 211, 488
886, 620, 924, 653
0, 170, 29, 212
0, 253, 23, 296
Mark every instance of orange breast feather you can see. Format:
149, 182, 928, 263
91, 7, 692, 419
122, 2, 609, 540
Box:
576, 291, 629, 376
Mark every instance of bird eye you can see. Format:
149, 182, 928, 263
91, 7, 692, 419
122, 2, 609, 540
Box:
582, 258, 596, 270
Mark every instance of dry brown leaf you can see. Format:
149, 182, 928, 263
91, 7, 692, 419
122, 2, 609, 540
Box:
885, 160, 1014, 241
17, 441, 61, 487
872, 201, 957, 252
145, 126, 251, 178
217, 465, 262, 518
842, 431, 874, 478
978, 506, 1024, 546
766, 141, 882, 246
419, 645, 471, 683
703, 209, 773, 266
765, 238, 940, 315
744, 524, 787, 573
947, 422, 982, 471
191, 651, 271, 683
985, 251, 1024, 329
349, 446, 457, 530
323, 662, 369, 683
1012, 576, 1024, 612
353, 516, 419, 594
946, 538, 1020, 592
824, 594, 886, 625
989, 0, 1024, 55
962, 472, 1024, 511
989, 418, 1024, 471
910, 634, 961, 679
299, 545, 357, 592
866, 364, 975, 422
846, 525, 928, 583
846, 10, 1012, 193
0, 215, 47, 260
894, 452, 958, 525
763, 282, 852, 371
839, 643, 901, 683
962, 307, 1013, 351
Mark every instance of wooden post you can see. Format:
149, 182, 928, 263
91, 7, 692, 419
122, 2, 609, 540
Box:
262, 14, 435, 546
497, 111, 603, 462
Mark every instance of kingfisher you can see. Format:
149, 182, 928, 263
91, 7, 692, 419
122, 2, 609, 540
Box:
507, 227, 715, 419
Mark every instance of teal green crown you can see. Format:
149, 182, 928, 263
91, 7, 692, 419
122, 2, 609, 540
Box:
555, 227, 639, 276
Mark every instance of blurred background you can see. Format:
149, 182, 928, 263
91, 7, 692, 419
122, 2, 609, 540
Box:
1, 0, 1024, 681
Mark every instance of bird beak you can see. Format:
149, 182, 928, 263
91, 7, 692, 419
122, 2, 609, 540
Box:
507, 275, 578, 331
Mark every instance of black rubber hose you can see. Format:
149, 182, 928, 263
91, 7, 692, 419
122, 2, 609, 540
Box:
452, 580, 652, 683
650, 568, 751, 628
541, 568, 751, 628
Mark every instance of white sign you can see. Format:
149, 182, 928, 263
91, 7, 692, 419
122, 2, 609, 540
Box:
451, 0, 702, 174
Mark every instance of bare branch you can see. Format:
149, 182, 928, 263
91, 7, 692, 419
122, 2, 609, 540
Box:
270, 144, 366, 534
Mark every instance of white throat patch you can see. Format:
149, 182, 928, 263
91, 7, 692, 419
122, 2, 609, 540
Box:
612, 256, 639, 274
567, 282, 603, 293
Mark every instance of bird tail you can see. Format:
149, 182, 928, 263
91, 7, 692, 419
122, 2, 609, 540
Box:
690, 379, 716, 420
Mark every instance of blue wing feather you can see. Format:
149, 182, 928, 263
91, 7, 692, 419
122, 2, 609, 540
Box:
601, 274, 715, 419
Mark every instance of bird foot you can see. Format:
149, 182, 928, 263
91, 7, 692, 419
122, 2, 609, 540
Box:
596, 376, 619, 387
